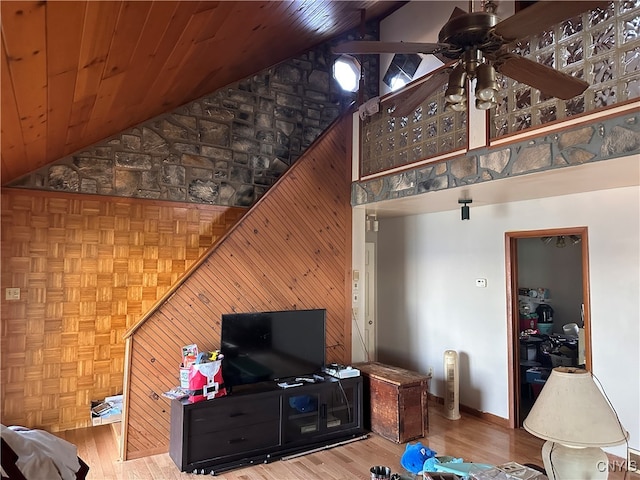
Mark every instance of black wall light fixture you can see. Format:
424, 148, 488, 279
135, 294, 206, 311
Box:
458, 199, 472, 220
383, 53, 423, 91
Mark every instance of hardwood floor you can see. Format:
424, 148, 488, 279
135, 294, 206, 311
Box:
56, 404, 634, 479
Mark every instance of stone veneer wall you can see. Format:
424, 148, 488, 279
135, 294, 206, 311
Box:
352, 111, 640, 204
9, 30, 379, 207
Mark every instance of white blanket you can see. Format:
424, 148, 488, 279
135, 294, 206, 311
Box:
1, 424, 81, 480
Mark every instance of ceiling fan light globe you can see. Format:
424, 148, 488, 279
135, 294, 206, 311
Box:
475, 62, 498, 101
445, 88, 466, 103
476, 86, 497, 101
475, 98, 495, 110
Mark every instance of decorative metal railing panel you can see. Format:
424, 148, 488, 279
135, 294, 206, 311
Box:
360, 83, 467, 177
491, 0, 640, 138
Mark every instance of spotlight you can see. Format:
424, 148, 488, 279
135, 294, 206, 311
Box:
445, 63, 467, 103
458, 199, 472, 220
332, 54, 361, 92
390, 76, 407, 91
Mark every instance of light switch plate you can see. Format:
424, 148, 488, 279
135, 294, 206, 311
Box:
475, 278, 487, 288
5, 288, 20, 300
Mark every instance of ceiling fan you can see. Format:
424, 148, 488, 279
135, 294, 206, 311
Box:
334, 1, 609, 117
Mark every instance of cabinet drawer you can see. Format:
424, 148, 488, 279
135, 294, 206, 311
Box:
189, 396, 279, 434
188, 421, 280, 464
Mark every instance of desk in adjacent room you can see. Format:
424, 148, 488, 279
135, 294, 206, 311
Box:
355, 361, 431, 443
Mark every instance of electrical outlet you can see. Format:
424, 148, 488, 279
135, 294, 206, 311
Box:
475, 278, 487, 288
5, 288, 20, 300
428, 367, 434, 377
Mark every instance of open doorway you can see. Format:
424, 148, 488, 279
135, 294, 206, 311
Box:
505, 227, 592, 428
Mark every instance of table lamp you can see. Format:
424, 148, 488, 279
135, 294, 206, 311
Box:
523, 367, 628, 480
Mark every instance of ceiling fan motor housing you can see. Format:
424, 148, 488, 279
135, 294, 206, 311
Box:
438, 12, 501, 60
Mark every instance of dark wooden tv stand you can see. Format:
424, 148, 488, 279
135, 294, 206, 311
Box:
169, 375, 364, 475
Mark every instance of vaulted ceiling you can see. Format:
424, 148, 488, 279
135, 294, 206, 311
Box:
1, 1, 404, 185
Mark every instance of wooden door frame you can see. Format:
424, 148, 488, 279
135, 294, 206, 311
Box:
505, 226, 592, 428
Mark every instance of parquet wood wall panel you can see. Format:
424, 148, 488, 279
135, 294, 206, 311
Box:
0, 190, 245, 431
123, 115, 353, 460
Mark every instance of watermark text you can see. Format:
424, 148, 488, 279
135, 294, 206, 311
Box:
597, 460, 637, 472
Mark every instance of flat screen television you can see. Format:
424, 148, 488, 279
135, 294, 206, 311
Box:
220, 309, 326, 390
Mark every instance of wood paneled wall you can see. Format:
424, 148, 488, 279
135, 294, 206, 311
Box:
0, 190, 245, 431
123, 115, 353, 459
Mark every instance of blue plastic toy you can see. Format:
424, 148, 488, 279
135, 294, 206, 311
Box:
431, 461, 494, 477
400, 441, 436, 475
423, 455, 463, 473
288, 395, 318, 413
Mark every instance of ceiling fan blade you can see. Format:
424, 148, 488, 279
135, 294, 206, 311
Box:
333, 40, 447, 55
449, 6, 467, 19
495, 55, 589, 100
433, 8, 464, 64
391, 68, 451, 118
334, 6, 465, 60
493, 1, 609, 43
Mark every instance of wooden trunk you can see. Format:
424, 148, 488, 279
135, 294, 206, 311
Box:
355, 362, 430, 444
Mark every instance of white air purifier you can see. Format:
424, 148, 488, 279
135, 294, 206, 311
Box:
444, 350, 461, 420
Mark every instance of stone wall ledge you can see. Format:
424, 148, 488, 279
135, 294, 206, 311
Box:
352, 109, 640, 206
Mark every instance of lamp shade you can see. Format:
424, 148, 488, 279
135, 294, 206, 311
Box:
523, 367, 628, 448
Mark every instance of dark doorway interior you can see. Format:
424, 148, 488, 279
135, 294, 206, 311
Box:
505, 227, 592, 428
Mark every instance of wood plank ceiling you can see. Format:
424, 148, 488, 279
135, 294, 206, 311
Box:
1, 1, 404, 185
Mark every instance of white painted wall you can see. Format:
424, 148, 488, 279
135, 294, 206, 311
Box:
376, 186, 640, 457
518, 237, 584, 333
